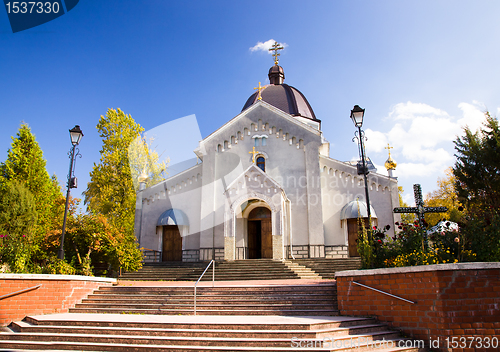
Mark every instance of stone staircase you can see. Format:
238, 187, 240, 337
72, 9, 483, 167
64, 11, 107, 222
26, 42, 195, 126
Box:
69, 283, 338, 316
119, 259, 300, 281
0, 313, 424, 351
119, 258, 363, 281
0, 259, 425, 351
293, 258, 362, 279
283, 260, 322, 279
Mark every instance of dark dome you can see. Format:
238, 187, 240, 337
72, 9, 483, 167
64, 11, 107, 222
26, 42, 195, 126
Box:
242, 65, 318, 121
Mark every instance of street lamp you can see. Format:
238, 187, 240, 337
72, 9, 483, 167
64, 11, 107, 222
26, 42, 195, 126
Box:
58, 125, 83, 260
350, 105, 372, 225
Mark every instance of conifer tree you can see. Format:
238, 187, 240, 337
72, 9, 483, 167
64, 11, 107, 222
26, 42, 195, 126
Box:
0, 123, 61, 236
454, 113, 500, 213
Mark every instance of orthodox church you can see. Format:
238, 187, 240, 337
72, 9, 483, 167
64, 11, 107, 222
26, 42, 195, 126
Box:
134, 47, 399, 262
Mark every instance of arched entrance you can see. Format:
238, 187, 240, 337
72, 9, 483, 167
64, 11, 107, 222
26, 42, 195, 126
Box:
157, 209, 189, 262
341, 200, 378, 257
247, 207, 272, 259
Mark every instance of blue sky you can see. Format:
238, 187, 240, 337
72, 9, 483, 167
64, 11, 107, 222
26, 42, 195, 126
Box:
1, 1, 499, 207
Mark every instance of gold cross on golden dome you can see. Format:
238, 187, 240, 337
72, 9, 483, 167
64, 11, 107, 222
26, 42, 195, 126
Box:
254, 82, 267, 100
248, 146, 260, 163
269, 41, 284, 65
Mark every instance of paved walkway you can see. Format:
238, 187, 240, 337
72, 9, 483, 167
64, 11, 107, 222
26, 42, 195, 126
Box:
117, 278, 336, 287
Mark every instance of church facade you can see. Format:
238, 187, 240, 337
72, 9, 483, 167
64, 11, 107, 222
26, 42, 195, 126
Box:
134, 62, 399, 262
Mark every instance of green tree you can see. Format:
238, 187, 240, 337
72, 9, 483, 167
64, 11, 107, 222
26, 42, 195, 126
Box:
0, 124, 62, 237
0, 180, 38, 272
83, 109, 144, 233
83, 108, 168, 272
454, 112, 500, 212
453, 112, 500, 262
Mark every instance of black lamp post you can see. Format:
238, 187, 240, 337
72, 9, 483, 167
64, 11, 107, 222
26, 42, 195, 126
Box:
350, 105, 372, 228
58, 125, 83, 260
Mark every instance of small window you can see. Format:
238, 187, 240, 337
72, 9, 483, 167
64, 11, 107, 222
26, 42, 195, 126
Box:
254, 138, 259, 147
257, 157, 265, 172
262, 137, 267, 146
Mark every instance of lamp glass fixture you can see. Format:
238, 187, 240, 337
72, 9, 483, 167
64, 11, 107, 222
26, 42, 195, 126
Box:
69, 125, 83, 146
350, 105, 365, 127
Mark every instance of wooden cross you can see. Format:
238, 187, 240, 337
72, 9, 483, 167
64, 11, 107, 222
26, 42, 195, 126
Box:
269, 41, 284, 65
394, 184, 448, 247
394, 184, 448, 226
248, 146, 260, 163
254, 82, 266, 100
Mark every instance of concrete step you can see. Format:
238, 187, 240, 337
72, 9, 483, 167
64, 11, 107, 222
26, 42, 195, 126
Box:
0, 314, 425, 351
291, 258, 362, 279
120, 260, 303, 281
10, 320, 389, 339
0, 330, 402, 347
283, 260, 322, 279
68, 308, 340, 316
69, 284, 339, 316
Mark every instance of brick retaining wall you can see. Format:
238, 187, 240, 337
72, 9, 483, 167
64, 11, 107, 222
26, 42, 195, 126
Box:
0, 274, 115, 326
336, 263, 500, 352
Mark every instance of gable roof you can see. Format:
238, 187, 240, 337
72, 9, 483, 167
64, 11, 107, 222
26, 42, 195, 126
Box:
201, 100, 321, 146
224, 164, 285, 196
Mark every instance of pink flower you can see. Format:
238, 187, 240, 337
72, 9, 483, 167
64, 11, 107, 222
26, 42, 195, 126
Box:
454, 237, 460, 243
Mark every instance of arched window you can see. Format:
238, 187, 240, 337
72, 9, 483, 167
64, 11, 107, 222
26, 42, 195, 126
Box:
256, 156, 265, 172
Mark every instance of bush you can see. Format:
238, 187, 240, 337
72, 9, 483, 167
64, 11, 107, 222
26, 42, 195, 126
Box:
358, 219, 481, 269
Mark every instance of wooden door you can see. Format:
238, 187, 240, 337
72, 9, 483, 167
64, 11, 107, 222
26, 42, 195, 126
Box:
162, 225, 182, 261
247, 220, 261, 259
247, 207, 272, 259
347, 219, 359, 257
261, 218, 273, 258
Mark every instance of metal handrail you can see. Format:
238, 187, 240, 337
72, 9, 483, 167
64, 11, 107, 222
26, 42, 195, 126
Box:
0, 284, 42, 301
353, 281, 416, 304
194, 260, 215, 316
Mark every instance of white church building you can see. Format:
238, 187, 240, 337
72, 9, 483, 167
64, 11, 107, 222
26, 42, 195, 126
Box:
134, 60, 399, 262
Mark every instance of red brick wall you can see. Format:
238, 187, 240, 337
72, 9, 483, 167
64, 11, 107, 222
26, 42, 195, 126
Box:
336, 264, 500, 352
0, 275, 114, 326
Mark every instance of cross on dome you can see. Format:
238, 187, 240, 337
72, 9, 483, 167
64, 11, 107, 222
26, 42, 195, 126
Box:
384, 143, 397, 171
269, 41, 284, 65
253, 82, 267, 100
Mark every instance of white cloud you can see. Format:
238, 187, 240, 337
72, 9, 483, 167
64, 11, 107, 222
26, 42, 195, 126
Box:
249, 39, 288, 53
365, 129, 388, 153
369, 101, 490, 182
388, 102, 449, 121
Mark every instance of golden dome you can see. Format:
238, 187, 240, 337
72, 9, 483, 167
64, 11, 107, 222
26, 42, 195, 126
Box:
384, 143, 397, 171
385, 155, 397, 171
